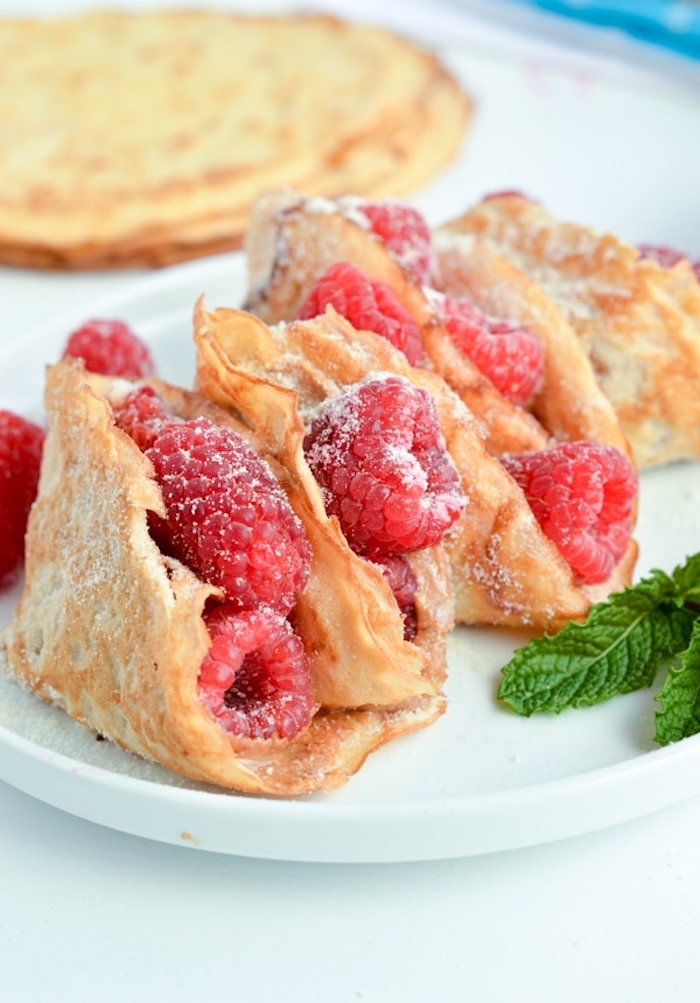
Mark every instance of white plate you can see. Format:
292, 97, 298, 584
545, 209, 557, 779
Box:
1, 47, 699, 864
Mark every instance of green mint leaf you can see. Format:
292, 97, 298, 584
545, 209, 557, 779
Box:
655, 620, 700, 745
669, 552, 700, 611
498, 565, 698, 717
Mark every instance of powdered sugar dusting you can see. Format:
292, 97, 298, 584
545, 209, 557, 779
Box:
303, 375, 465, 556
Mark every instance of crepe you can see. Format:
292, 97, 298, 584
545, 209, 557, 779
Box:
242, 189, 629, 460
0, 360, 449, 795
244, 188, 550, 457
431, 228, 632, 460
438, 193, 700, 469
0, 10, 470, 269
194, 302, 637, 630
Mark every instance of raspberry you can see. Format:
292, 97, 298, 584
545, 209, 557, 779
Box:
638, 243, 700, 282
372, 553, 418, 642
112, 385, 170, 451
0, 410, 45, 585
63, 318, 155, 378
145, 417, 310, 615
500, 441, 637, 585
637, 244, 685, 269
297, 261, 424, 367
304, 375, 465, 557
436, 293, 544, 406
199, 603, 314, 741
357, 200, 433, 285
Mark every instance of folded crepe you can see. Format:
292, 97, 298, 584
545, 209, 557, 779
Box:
193, 301, 637, 631
242, 188, 630, 461
437, 193, 700, 469
243, 188, 548, 457
0, 358, 450, 795
431, 225, 632, 461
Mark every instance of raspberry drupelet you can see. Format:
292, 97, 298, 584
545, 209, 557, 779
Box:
501, 441, 638, 585
63, 318, 155, 378
0, 409, 45, 586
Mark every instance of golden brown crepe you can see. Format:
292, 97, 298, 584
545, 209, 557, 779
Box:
0, 359, 449, 795
243, 189, 549, 457
439, 193, 700, 469
431, 229, 632, 460
0, 10, 470, 269
194, 302, 637, 631
242, 189, 632, 464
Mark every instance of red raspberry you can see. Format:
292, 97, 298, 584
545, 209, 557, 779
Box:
303, 375, 465, 557
63, 318, 155, 378
199, 603, 314, 741
638, 243, 700, 282
500, 441, 637, 585
436, 293, 544, 406
357, 200, 433, 285
372, 553, 418, 642
0, 410, 45, 585
637, 244, 685, 269
112, 385, 170, 451
145, 417, 310, 615
297, 261, 424, 367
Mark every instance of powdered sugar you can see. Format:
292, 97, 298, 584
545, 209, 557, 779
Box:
304, 375, 465, 556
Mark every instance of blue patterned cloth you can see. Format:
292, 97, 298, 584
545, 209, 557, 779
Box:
508, 1, 700, 58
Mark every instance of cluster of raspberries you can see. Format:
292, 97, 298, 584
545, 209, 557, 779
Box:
297, 199, 637, 585
297, 201, 544, 406
112, 383, 315, 743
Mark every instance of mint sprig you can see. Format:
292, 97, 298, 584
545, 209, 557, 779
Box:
497, 553, 700, 745
656, 620, 700, 744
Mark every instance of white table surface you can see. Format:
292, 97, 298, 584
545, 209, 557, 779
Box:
1, 2, 699, 1001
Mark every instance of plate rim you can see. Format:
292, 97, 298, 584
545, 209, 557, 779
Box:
2, 711, 700, 863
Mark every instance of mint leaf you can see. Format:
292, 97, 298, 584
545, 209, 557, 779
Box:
668, 552, 700, 611
498, 563, 699, 717
655, 620, 700, 745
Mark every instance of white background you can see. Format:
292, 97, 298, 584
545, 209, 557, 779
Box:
1, 2, 700, 1001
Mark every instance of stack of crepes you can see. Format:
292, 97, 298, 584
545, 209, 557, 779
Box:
0, 9, 470, 269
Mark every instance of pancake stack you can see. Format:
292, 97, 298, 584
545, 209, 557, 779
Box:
0, 10, 470, 269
